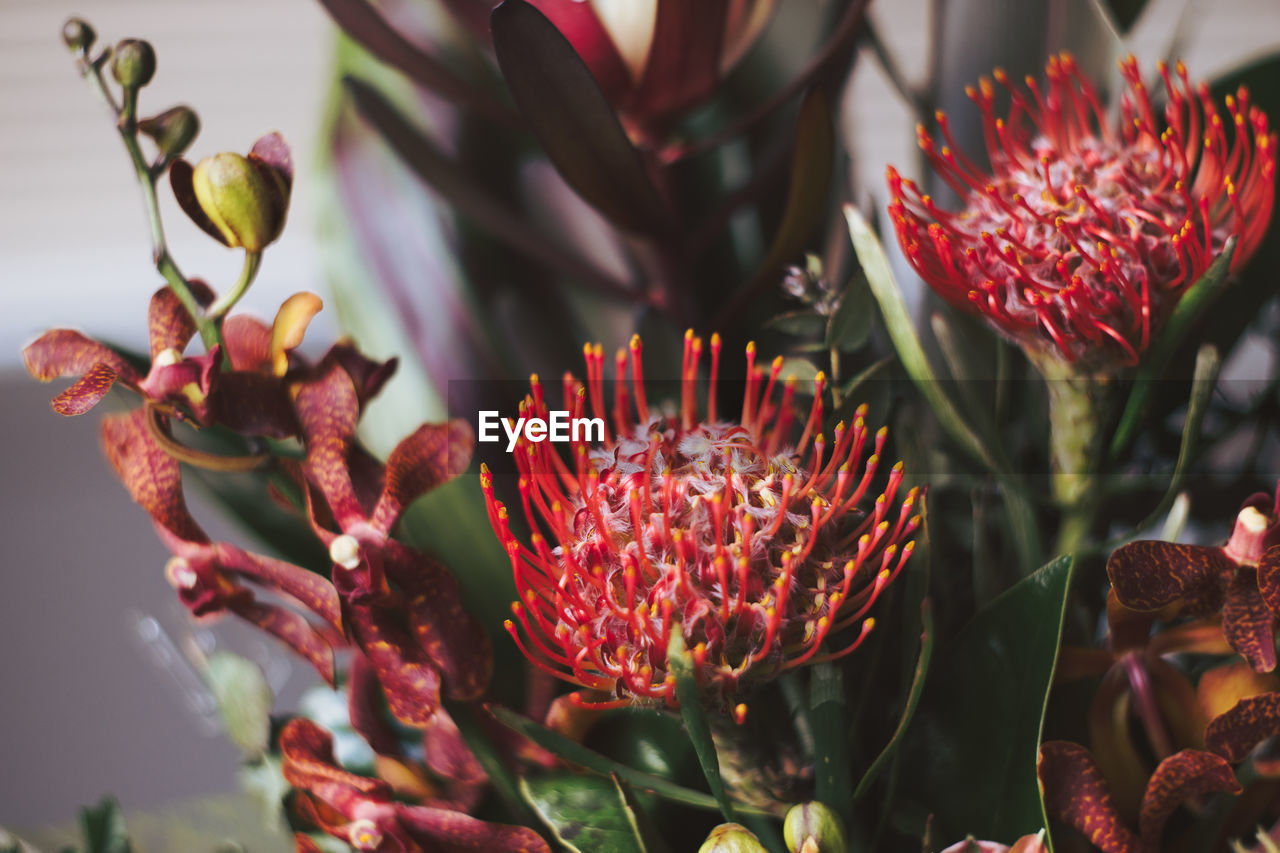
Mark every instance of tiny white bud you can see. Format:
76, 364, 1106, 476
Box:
164, 557, 198, 589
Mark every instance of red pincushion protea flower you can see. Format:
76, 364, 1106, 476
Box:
482, 333, 922, 717
888, 54, 1275, 370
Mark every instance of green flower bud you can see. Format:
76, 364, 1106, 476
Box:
783, 802, 847, 853
62, 18, 95, 54
171, 133, 293, 253
699, 823, 768, 853
140, 106, 200, 160
110, 39, 156, 89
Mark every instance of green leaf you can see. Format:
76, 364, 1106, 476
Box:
809, 662, 850, 814
897, 555, 1074, 844
204, 652, 273, 759
778, 357, 821, 389
844, 204, 998, 473
723, 88, 835, 319
490, 0, 669, 235
854, 598, 934, 799
1108, 239, 1235, 459
79, 797, 133, 853
487, 705, 769, 815
827, 277, 873, 353
666, 633, 737, 824
1098, 344, 1221, 554
520, 774, 650, 853
756, 88, 835, 283
765, 311, 828, 338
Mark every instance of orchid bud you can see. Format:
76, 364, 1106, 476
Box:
110, 38, 156, 89
171, 134, 293, 253
140, 106, 200, 161
783, 802, 847, 853
699, 824, 768, 853
61, 18, 95, 54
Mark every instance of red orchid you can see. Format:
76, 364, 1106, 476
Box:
293, 359, 491, 726
1055, 593, 1229, 822
281, 718, 550, 853
1039, 741, 1242, 853
24, 284, 220, 421
99, 407, 342, 683
1108, 490, 1280, 672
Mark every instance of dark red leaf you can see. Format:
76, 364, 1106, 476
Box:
632, 0, 729, 121
490, 0, 670, 235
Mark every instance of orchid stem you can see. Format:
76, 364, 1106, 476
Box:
77, 47, 225, 355
207, 251, 262, 320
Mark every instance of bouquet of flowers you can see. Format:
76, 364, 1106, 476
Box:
13, 1, 1280, 851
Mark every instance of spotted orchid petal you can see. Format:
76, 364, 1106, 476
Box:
1039, 741, 1138, 853
1107, 541, 1231, 612
1204, 691, 1280, 763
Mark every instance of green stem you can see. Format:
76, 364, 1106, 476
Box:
79, 51, 224, 354
1035, 356, 1114, 557
207, 251, 262, 320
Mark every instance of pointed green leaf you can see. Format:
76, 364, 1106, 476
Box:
490, 0, 669, 235
520, 774, 648, 853
667, 632, 737, 824
844, 204, 997, 472
486, 705, 768, 815
827, 277, 873, 353
808, 661, 850, 813
897, 555, 1074, 844
854, 598, 934, 799
1108, 239, 1235, 459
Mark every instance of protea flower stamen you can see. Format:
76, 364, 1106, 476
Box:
482, 333, 922, 716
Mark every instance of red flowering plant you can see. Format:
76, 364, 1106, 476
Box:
18, 4, 1280, 853
483, 333, 921, 716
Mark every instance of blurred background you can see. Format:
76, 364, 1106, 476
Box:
1, 0, 1277, 846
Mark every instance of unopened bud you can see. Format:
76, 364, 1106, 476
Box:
784, 802, 847, 853
699, 823, 768, 853
62, 18, 95, 54
173, 134, 292, 253
110, 39, 156, 89
140, 106, 200, 160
